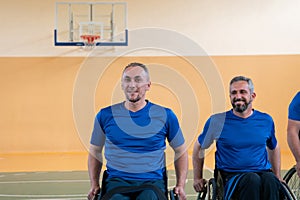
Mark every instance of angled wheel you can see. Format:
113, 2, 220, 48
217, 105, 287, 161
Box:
208, 178, 217, 200
169, 189, 179, 200
197, 189, 207, 200
283, 166, 300, 199
197, 178, 217, 200
280, 181, 297, 200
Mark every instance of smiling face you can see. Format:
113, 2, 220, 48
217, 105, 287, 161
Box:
121, 65, 151, 104
230, 80, 256, 114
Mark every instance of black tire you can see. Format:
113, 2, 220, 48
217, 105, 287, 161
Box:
197, 178, 217, 200
284, 166, 296, 182
197, 190, 207, 200
280, 181, 296, 200
169, 190, 179, 200
283, 166, 300, 199
208, 178, 217, 200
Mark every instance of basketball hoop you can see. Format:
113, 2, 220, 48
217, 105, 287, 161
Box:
80, 34, 100, 49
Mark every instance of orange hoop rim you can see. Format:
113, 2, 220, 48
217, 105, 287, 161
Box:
80, 34, 101, 44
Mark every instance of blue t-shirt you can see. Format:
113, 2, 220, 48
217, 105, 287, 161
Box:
288, 92, 300, 121
198, 110, 277, 172
90, 101, 185, 180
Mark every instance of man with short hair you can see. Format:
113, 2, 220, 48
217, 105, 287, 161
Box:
193, 76, 282, 200
87, 62, 188, 200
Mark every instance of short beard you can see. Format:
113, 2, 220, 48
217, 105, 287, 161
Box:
127, 95, 141, 103
232, 103, 248, 113
232, 98, 252, 113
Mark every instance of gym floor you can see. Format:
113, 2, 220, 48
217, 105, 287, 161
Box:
0, 150, 294, 200
0, 169, 293, 200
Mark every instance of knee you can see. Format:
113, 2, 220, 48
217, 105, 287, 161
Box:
242, 172, 261, 185
261, 172, 280, 187
235, 173, 261, 199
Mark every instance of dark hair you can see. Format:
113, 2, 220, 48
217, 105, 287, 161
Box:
230, 76, 254, 93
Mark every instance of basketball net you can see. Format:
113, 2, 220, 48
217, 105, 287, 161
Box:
80, 35, 100, 50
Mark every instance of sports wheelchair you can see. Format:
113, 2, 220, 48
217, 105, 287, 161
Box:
94, 170, 179, 200
283, 165, 300, 199
197, 169, 297, 200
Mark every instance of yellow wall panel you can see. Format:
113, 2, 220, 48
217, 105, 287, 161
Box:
0, 55, 299, 171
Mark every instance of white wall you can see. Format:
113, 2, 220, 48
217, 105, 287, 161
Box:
1, 0, 299, 56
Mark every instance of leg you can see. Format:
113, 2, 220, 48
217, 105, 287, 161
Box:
235, 172, 261, 200
136, 179, 166, 200
136, 190, 158, 200
109, 193, 131, 200
104, 178, 131, 200
259, 171, 281, 200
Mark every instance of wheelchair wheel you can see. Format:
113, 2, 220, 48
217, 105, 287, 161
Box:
283, 166, 300, 199
197, 190, 207, 200
197, 178, 217, 200
208, 178, 217, 200
280, 181, 297, 200
169, 189, 179, 200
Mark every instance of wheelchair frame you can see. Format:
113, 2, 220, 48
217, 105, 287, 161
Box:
283, 166, 300, 199
197, 170, 297, 200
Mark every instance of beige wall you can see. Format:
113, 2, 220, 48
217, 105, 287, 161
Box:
1, 0, 300, 56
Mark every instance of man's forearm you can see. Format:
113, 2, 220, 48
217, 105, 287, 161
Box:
88, 153, 102, 187
287, 120, 300, 162
288, 134, 300, 162
193, 155, 204, 180
174, 148, 188, 187
192, 142, 205, 180
268, 145, 281, 178
88, 145, 103, 188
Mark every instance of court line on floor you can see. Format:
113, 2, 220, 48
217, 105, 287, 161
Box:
0, 171, 199, 199
0, 193, 199, 199
0, 194, 86, 198
0, 180, 89, 184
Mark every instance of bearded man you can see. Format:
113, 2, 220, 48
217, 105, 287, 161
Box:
192, 76, 282, 200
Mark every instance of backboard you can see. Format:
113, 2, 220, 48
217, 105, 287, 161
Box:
54, 2, 128, 46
